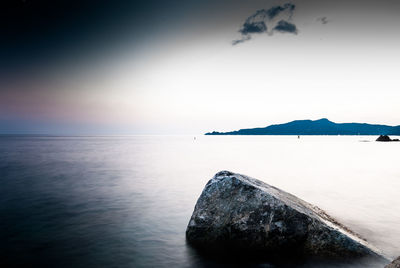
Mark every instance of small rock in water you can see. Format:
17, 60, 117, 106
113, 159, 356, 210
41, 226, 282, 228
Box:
186, 171, 386, 263
376, 135, 400, 142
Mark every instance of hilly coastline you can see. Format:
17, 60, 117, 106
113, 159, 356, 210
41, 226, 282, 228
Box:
206, 118, 400, 135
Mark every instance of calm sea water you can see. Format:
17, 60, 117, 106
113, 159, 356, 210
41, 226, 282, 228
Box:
0, 135, 399, 267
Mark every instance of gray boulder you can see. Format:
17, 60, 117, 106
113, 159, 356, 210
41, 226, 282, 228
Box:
186, 171, 385, 261
386, 257, 400, 268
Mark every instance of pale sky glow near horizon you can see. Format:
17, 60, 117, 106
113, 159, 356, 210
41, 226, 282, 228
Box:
1, 0, 400, 135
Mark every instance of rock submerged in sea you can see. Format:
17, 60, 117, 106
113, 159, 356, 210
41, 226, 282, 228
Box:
376, 135, 400, 142
186, 171, 385, 261
386, 256, 400, 268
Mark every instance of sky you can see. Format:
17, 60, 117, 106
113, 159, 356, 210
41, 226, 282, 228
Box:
1, 0, 400, 135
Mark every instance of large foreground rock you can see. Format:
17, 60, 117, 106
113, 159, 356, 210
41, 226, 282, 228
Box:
186, 171, 385, 261
386, 257, 400, 268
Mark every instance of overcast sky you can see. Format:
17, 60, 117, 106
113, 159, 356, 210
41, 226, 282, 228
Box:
1, 0, 400, 134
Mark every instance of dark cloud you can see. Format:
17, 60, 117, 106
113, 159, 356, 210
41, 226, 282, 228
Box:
233, 2, 297, 45
273, 20, 298, 33
317, 17, 329, 24
267, 3, 295, 19
232, 35, 251, 45
239, 21, 267, 35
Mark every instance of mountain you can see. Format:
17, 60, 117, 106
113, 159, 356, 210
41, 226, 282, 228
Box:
205, 118, 400, 135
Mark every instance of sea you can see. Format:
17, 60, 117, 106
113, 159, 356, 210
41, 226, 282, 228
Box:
0, 135, 399, 267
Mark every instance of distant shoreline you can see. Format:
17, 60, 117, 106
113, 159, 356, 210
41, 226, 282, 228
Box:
206, 118, 400, 136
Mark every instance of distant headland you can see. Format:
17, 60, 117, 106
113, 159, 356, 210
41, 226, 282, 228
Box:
205, 118, 400, 135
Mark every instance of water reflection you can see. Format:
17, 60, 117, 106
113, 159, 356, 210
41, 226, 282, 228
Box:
0, 135, 398, 267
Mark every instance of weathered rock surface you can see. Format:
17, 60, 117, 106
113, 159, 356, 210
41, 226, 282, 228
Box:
186, 171, 385, 261
386, 256, 400, 268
